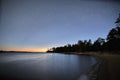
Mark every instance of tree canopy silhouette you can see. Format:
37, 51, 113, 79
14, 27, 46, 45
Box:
47, 14, 120, 53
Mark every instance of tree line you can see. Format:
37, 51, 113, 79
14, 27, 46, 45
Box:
47, 14, 120, 53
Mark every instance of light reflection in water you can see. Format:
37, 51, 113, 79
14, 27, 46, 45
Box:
0, 53, 97, 80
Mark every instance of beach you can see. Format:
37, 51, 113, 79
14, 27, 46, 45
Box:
91, 53, 120, 80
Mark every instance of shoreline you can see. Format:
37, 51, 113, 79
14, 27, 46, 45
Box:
77, 53, 103, 80
79, 52, 120, 80
72, 52, 120, 80
0, 52, 120, 80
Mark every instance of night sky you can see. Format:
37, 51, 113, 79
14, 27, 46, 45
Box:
0, 0, 120, 52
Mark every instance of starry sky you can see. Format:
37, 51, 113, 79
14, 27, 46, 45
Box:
0, 0, 120, 52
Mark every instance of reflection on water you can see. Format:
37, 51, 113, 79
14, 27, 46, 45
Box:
0, 53, 97, 80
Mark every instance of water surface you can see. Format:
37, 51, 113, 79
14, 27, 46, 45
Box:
0, 53, 97, 80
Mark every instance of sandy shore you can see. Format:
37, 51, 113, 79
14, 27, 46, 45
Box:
91, 53, 120, 80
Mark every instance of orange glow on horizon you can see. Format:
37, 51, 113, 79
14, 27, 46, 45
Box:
1, 47, 48, 52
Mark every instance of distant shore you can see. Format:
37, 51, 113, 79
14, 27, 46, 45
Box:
0, 51, 44, 53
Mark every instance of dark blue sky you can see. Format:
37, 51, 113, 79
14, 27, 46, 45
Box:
0, 0, 120, 52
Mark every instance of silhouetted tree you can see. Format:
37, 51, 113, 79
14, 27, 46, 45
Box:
92, 37, 105, 51
115, 13, 120, 27
106, 27, 120, 51
86, 39, 92, 51
77, 39, 93, 52
47, 13, 120, 53
107, 27, 120, 41
77, 40, 84, 52
105, 14, 120, 51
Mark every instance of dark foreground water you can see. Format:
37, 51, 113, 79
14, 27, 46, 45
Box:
0, 53, 97, 80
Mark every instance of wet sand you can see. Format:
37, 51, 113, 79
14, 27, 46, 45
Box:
97, 54, 120, 80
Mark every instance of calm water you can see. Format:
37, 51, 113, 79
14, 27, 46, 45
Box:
0, 53, 97, 80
